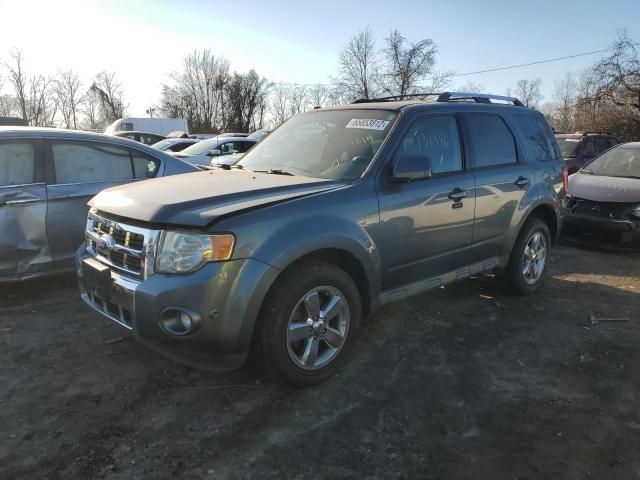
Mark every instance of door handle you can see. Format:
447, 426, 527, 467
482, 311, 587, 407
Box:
515, 176, 530, 188
6, 198, 40, 205
448, 188, 468, 202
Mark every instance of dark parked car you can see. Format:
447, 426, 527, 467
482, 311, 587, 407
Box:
151, 138, 200, 153
77, 92, 565, 385
0, 117, 28, 127
112, 131, 166, 145
564, 142, 640, 248
556, 132, 619, 174
0, 127, 197, 281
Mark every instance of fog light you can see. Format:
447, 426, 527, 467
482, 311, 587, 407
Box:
159, 308, 201, 336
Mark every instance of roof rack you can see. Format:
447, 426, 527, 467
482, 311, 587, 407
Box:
436, 92, 524, 106
352, 91, 525, 107
580, 131, 610, 136
352, 93, 440, 104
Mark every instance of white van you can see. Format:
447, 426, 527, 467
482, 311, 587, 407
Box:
104, 118, 188, 136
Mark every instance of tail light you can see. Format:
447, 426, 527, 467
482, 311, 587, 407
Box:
561, 165, 569, 198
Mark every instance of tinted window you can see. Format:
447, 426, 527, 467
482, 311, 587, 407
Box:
396, 115, 462, 175
0, 142, 35, 186
240, 141, 255, 153
582, 139, 596, 157
132, 151, 160, 179
52, 142, 133, 184
595, 138, 609, 154
220, 142, 240, 154
121, 123, 134, 131
607, 138, 619, 148
465, 114, 517, 168
512, 114, 560, 161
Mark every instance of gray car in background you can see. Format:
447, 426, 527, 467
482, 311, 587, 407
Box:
0, 127, 197, 281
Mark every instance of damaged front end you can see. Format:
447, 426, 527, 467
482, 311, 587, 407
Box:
563, 197, 640, 249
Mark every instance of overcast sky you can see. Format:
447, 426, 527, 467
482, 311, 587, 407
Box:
0, 0, 638, 116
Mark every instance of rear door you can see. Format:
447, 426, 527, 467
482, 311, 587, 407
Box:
0, 138, 50, 279
45, 140, 137, 269
462, 112, 533, 260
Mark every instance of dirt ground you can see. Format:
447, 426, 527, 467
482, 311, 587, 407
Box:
1, 243, 640, 480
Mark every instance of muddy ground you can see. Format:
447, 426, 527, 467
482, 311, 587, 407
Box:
1, 243, 640, 480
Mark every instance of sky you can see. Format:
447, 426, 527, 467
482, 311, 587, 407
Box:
0, 0, 638, 116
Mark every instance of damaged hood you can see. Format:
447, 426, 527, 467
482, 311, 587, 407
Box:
569, 172, 640, 203
89, 169, 344, 227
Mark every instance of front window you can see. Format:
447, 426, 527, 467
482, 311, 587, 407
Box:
583, 146, 640, 179
557, 138, 581, 158
238, 109, 398, 180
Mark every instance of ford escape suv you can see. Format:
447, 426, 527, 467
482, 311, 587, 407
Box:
77, 92, 565, 385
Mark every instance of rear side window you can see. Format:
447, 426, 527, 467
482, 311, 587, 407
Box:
132, 151, 160, 179
52, 142, 133, 184
0, 142, 35, 186
396, 115, 463, 175
464, 114, 517, 168
607, 138, 619, 148
512, 114, 560, 161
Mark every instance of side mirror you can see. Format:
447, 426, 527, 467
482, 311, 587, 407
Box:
209, 148, 222, 156
391, 155, 432, 183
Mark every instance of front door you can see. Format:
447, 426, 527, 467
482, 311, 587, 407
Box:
0, 139, 50, 279
376, 114, 476, 290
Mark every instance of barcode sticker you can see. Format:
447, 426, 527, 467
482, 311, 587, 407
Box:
346, 118, 391, 130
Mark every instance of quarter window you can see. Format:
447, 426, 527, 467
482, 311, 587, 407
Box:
132, 151, 160, 179
52, 142, 133, 184
595, 138, 609, 154
465, 114, 517, 168
512, 114, 560, 161
396, 115, 463, 175
0, 142, 36, 186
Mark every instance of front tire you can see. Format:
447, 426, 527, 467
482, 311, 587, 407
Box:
254, 261, 361, 386
501, 218, 551, 295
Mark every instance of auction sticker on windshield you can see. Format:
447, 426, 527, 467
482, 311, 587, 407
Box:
346, 118, 391, 130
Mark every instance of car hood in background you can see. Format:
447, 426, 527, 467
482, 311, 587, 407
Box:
89, 169, 344, 227
568, 172, 640, 203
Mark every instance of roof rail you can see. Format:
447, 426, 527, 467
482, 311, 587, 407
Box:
352, 93, 440, 104
582, 131, 610, 136
437, 92, 525, 107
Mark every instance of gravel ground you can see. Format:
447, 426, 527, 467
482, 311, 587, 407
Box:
1, 243, 639, 480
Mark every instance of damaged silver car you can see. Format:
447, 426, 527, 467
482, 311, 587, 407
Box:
0, 127, 197, 281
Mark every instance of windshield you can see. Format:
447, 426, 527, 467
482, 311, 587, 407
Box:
181, 137, 218, 155
151, 139, 175, 150
557, 138, 581, 158
584, 145, 640, 178
238, 110, 398, 180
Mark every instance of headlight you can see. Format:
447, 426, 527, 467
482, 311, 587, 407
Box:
632, 204, 640, 218
155, 232, 235, 274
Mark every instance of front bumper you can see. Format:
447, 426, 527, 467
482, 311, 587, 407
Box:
563, 213, 640, 249
77, 247, 279, 370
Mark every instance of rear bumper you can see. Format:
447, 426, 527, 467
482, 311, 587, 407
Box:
77, 247, 280, 370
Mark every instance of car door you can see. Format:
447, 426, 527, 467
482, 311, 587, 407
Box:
376, 113, 476, 290
45, 140, 137, 270
461, 112, 533, 260
0, 138, 50, 279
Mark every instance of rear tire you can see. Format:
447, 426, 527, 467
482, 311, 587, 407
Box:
501, 218, 551, 295
254, 261, 361, 386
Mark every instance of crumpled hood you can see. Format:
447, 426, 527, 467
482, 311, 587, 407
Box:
89, 169, 343, 227
569, 172, 640, 203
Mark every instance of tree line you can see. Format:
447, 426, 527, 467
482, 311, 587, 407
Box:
1, 30, 639, 141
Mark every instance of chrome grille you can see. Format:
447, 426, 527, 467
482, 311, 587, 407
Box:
85, 210, 159, 279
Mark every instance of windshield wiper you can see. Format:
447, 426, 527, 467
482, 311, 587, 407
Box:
255, 169, 295, 176
580, 169, 598, 175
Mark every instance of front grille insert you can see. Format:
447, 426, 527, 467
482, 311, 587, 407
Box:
86, 212, 157, 279
568, 198, 631, 220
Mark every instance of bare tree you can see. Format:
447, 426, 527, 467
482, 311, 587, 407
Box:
381, 30, 438, 97
224, 70, 270, 132
513, 78, 543, 108
27, 74, 57, 126
548, 73, 578, 132
455, 81, 486, 93
335, 27, 379, 101
3, 49, 28, 120
54, 70, 82, 129
90, 71, 126, 124
81, 89, 101, 131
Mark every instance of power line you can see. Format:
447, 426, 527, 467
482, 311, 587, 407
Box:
450, 43, 639, 77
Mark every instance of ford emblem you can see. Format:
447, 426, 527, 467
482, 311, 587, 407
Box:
96, 234, 116, 253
